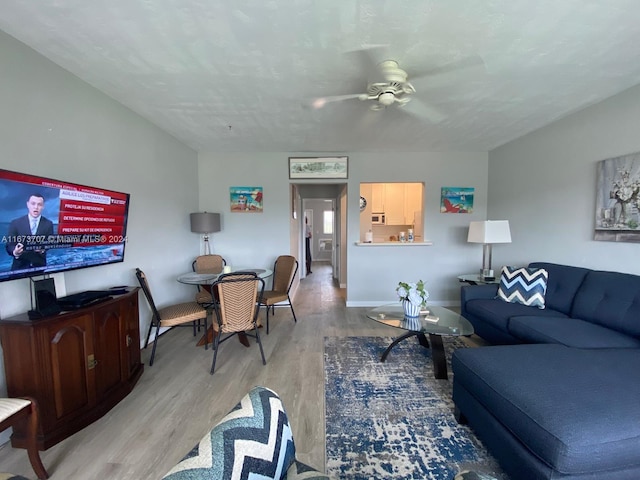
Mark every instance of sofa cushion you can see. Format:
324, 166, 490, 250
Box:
163, 386, 296, 480
497, 266, 548, 308
508, 316, 640, 348
571, 270, 640, 338
528, 262, 590, 315
453, 345, 640, 475
465, 298, 567, 334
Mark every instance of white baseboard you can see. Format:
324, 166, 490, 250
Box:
345, 300, 461, 308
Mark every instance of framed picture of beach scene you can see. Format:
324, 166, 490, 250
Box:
440, 187, 474, 213
230, 186, 263, 213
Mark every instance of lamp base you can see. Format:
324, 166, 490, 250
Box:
481, 269, 495, 281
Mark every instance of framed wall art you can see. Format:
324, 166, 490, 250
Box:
440, 187, 474, 213
230, 186, 263, 213
289, 156, 348, 179
595, 152, 640, 242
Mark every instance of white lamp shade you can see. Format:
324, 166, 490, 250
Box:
190, 212, 221, 234
467, 220, 511, 244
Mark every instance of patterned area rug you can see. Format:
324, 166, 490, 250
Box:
324, 336, 506, 480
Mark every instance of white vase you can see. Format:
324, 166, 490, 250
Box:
403, 299, 421, 318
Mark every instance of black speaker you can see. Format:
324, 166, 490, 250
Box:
29, 278, 61, 319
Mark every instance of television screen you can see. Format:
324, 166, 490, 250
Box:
0, 168, 130, 282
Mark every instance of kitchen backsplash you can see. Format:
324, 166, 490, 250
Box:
371, 224, 417, 242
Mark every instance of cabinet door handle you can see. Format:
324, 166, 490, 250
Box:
87, 354, 98, 370
126, 334, 132, 347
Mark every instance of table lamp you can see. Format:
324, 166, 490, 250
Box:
467, 220, 511, 280
190, 212, 221, 255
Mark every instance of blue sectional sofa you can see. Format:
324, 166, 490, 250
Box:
452, 262, 640, 480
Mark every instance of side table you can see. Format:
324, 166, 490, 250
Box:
458, 274, 500, 286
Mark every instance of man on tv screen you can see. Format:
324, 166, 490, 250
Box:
5, 193, 55, 270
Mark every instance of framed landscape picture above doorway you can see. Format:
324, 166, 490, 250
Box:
289, 156, 348, 179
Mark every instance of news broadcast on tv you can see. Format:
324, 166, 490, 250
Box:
0, 169, 130, 282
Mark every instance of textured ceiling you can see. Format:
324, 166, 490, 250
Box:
1, 1, 640, 153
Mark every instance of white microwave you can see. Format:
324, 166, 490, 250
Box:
372, 213, 386, 225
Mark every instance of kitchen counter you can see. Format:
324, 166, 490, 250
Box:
355, 241, 433, 246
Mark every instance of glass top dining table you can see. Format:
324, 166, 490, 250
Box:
177, 267, 273, 285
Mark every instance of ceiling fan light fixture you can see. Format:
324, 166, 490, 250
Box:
378, 92, 396, 106
312, 98, 326, 109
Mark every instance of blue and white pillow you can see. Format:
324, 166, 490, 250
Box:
497, 266, 548, 309
163, 386, 296, 480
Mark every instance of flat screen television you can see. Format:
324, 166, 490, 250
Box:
0, 168, 130, 282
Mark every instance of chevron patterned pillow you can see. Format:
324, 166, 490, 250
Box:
497, 266, 548, 309
163, 386, 296, 480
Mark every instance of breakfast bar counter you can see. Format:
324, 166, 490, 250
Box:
354, 241, 433, 246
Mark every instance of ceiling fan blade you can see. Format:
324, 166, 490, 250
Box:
400, 97, 446, 124
308, 93, 367, 109
410, 54, 485, 81
344, 44, 390, 81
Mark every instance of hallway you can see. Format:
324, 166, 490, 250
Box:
297, 260, 345, 308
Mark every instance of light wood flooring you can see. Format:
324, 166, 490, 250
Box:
0, 262, 474, 479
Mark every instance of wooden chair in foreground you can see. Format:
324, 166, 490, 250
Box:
259, 255, 299, 334
0, 397, 49, 479
135, 268, 208, 366
210, 275, 266, 374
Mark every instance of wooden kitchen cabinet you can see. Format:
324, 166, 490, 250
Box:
0, 288, 143, 450
404, 183, 423, 224
384, 183, 406, 225
371, 183, 385, 212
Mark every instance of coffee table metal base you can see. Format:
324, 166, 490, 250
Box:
380, 332, 448, 379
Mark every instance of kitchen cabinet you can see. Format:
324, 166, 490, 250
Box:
404, 183, 423, 224
384, 183, 406, 225
371, 183, 385, 212
0, 289, 143, 450
369, 182, 424, 226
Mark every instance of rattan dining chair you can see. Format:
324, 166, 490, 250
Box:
0, 397, 49, 479
136, 268, 209, 366
192, 254, 227, 307
259, 255, 298, 334
210, 275, 266, 374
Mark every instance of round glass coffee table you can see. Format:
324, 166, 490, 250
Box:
366, 304, 474, 379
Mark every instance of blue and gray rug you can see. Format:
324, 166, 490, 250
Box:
324, 336, 505, 479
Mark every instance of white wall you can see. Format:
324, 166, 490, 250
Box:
0, 30, 200, 407
488, 83, 640, 275
198, 151, 489, 306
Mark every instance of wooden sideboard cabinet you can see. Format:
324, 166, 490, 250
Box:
0, 288, 144, 450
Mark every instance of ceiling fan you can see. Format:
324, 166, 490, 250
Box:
310, 47, 484, 123
312, 60, 415, 111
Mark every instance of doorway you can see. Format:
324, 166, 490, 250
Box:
292, 183, 347, 292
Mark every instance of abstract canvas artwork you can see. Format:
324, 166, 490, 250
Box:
595, 153, 640, 242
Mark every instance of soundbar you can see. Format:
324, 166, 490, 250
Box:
57, 290, 113, 310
